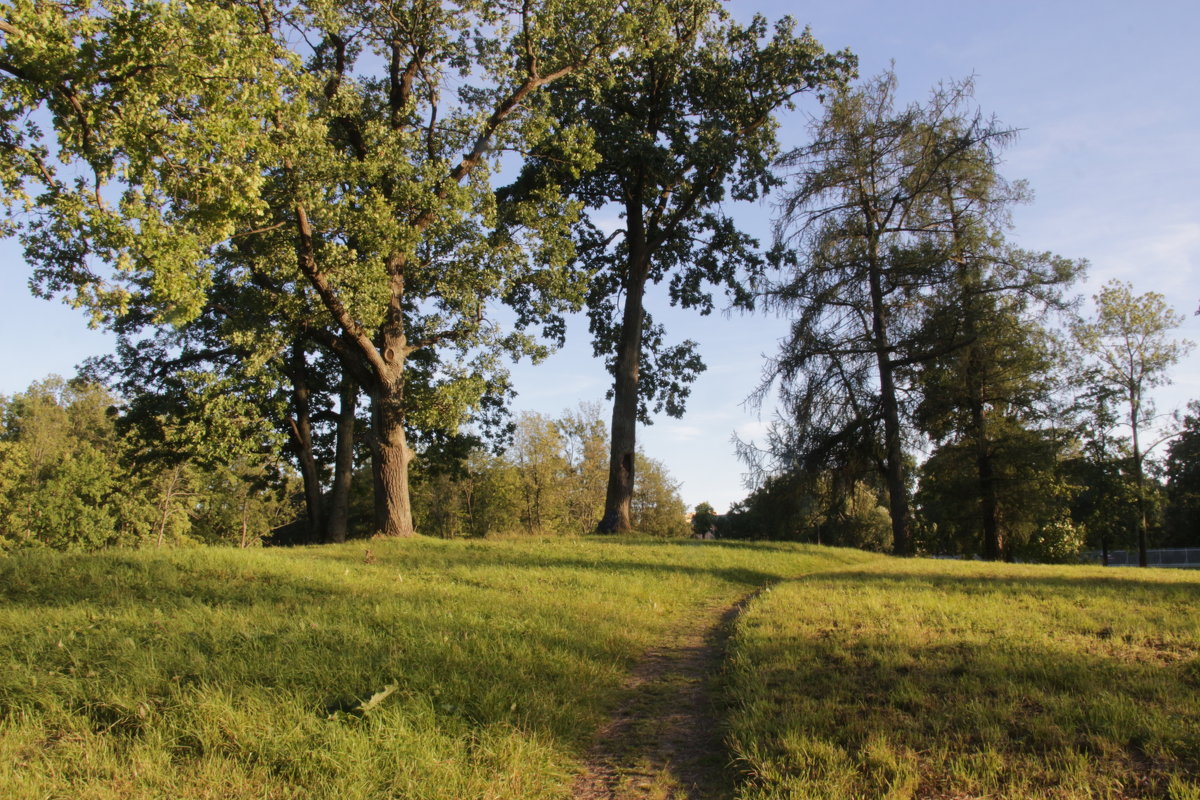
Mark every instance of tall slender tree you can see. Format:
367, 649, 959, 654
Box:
759, 74, 1024, 554
507, 0, 853, 531
911, 149, 1081, 559
1073, 281, 1192, 565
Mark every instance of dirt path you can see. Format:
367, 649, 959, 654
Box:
571, 594, 756, 800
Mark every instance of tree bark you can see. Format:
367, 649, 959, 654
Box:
601, 207, 651, 533
287, 342, 324, 543
366, 421, 387, 535
369, 387, 416, 537
866, 239, 910, 555
972, 396, 1002, 560
1131, 387, 1148, 567
324, 375, 357, 543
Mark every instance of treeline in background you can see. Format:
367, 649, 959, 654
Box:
0, 384, 687, 551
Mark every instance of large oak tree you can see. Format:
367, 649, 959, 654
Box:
507, 0, 853, 531
0, 0, 638, 536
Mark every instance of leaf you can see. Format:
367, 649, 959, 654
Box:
357, 684, 397, 715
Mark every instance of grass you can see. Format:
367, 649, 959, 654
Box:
0, 537, 872, 799
3, 540, 1198, 799
724, 559, 1200, 800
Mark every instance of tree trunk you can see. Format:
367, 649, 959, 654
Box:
288, 342, 324, 543
324, 376, 357, 543
369, 388, 416, 537
1131, 389, 1148, 567
601, 216, 651, 533
964, 335, 1001, 560
867, 241, 910, 555
973, 397, 1002, 560
155, 465, 182, 548
366, 424, 387, 534
239, 496, 250, 549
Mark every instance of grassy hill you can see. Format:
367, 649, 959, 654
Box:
726, 559, 1200, 800
1, 538, 1197, 799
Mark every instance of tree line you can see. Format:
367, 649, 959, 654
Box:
0, 379, 690, 550
0, 2, 1193, 558
722, 76, 1194, 563
0, 0, 850, 543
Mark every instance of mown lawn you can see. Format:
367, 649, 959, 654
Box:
0, 537, 873, 799
725, 559, 1200, 800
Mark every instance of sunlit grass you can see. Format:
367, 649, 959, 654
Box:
0, 537, 873, 799
725, 559, 1200, 800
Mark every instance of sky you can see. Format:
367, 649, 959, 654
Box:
2, 0, 1198, 513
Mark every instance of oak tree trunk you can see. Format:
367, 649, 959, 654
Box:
601, 213, 651, 533
324, 376, 357, 543
369, 388, 416, 537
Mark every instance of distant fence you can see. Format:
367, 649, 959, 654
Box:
1088, 548, 1200, 568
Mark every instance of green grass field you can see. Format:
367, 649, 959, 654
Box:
726, 560, 1200, 800
0, 538, 871, 799
1, 539, 1197, 799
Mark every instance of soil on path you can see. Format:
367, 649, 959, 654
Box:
571, 595, 754, 800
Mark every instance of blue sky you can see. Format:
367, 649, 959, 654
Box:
2, 0, 1197, 513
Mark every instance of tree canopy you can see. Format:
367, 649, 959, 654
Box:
0, 0, 649, 536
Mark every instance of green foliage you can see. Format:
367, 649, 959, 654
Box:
691, 501, 718, 536
513, 1, 854, 421
0, 0, 661, 536
1074, 281, 1193, 430
410, 404, 686, 537
755, 71, 1082, 557
724, 470, 893, 550
914, 422, 1083, 561
0, 375, 294, 551
1166, 401, 1200, 545
726, 559, 1200, 799
0, 377, 126, 550
1073, 281, 1193, 560
631, 453, 689, 538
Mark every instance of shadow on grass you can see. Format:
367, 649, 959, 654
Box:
0, 539, 837, 763
819, 563, 1200, 602
735, 631, 1200, 795
728, 563, 1200, 798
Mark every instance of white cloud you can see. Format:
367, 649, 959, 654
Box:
734, 419, 771, 443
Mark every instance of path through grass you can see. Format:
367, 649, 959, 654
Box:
0, 537, 872, 799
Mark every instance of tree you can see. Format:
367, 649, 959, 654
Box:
1165, 401, 1200, 545
508, 0, 853, 532
1073, 281, 1193, 565
510, 411, 569, 534
631, 452, 689, 537
915, 294, 1078, 559
691, 501, 718, 536
0, 0, 640, 538
756, 74, 1026, 554
915, 421, 1081, 562
407, 404, 684, 537
0, 377, 127, 550
555, 402, 609, 535
0, 375, 292, 550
